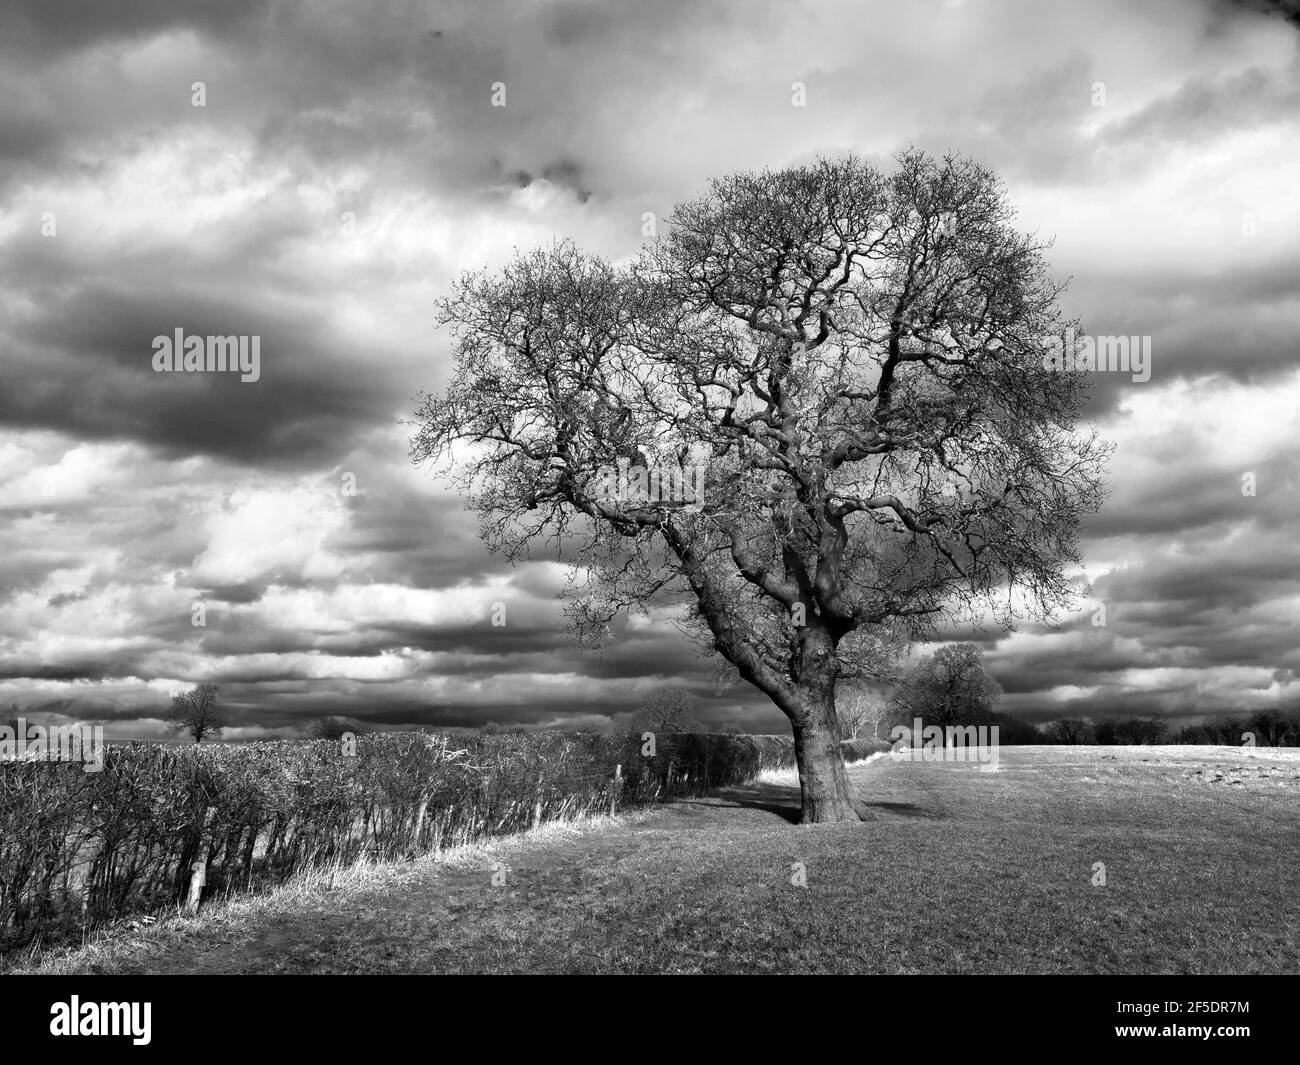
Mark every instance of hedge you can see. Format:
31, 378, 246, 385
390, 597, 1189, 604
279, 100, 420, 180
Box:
0, 729, 797, 955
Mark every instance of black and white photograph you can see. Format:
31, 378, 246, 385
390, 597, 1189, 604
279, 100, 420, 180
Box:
1, 0, 1297, 1035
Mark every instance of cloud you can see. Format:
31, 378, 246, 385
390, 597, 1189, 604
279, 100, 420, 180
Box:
0, 0, 1297, 735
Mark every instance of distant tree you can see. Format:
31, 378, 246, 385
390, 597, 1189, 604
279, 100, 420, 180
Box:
1043, 718, 1094, 744
1182, 717, 1255, 745
837, 684, 889, 741
1247, 708, 1288, 746
310, 716, 365, 741
888, 644, 1002, 735
165, 683, 228, 743
633, 690, 701, 735
991, 713, 1042, 745
1198, 713, 1244, 745
1094, 718, 1119, 745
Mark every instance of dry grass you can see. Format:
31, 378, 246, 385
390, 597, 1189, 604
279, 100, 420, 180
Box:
9, 807, 651, 976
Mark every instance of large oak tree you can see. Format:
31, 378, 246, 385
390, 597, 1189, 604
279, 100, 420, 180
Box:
411, 150, 1110, 823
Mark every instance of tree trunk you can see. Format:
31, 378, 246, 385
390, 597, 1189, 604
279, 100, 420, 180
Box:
791, 690, 864, 824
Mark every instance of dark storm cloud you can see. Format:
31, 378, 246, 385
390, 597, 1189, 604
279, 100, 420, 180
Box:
2, 0, 1298, 735
1104, 55, 1300, 148
1223, 0, 1300, 27
1094, 541, 1300, 618
329, 482, 501, 587
0, 109, 60, 166
46, 589, 90, 608
0, 254, 396, 467
1085, 457, 1296, 540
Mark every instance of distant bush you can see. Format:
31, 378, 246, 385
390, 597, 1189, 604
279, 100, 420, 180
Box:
840, 738, 890, 762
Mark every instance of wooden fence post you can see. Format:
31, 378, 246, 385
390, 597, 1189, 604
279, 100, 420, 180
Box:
185, 859, 206, 914
610, 764, 622, 817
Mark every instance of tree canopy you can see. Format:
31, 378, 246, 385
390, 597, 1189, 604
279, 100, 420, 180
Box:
887, 642, 1003, 731
412, 150, 1110, 821
165, 683, 228, 744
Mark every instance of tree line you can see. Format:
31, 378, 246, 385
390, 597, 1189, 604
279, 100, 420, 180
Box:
835, 644, 1300, 747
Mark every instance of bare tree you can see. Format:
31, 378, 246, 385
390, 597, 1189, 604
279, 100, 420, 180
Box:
1246, 708, 1288, 746
635, 689, 700, 735
412, 151, 1110, 822
837, 683, 889, 741
609, 689, 701, 737
1198, 714, 1245, 745
165, 683, 228, 743
888, 643, 1003, 735
1043, 717, 1094, 744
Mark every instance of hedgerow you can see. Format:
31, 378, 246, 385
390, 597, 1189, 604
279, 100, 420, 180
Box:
0, 729, 794, 955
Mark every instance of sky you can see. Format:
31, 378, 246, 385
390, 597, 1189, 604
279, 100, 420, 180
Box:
1, 0, 1298, 739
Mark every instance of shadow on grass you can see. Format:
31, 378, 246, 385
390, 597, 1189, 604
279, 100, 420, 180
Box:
659, 773, 946, 827
680, 782, 804, 823
670, 783, 943, 826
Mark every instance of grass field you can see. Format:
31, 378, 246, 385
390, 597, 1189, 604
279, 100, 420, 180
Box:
10, 745, 1300, 975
